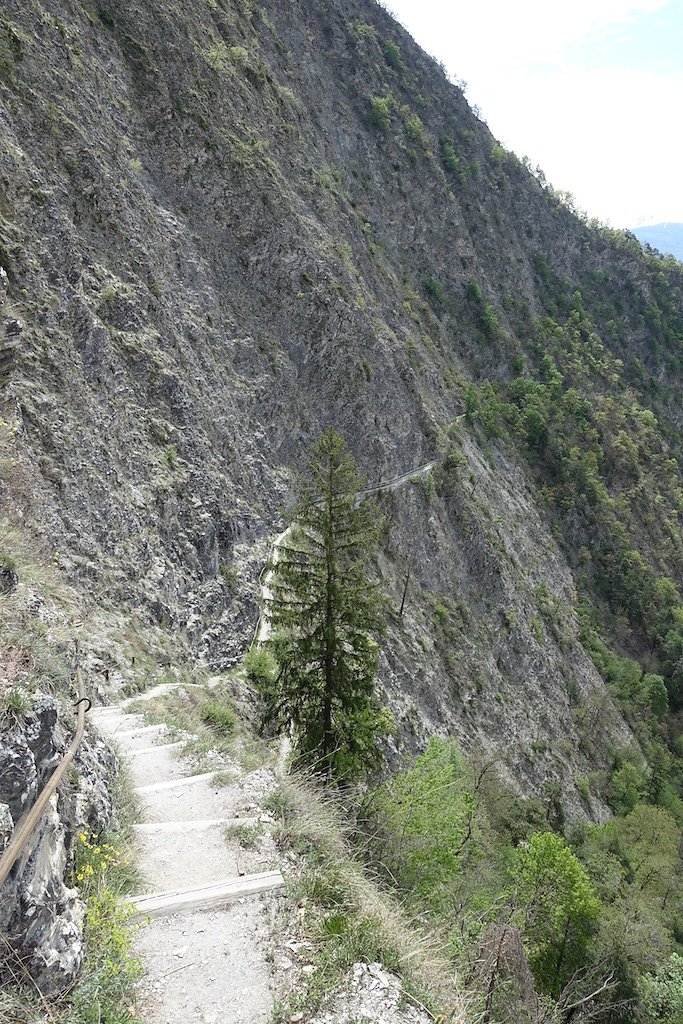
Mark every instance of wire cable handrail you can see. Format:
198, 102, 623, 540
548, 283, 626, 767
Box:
0, 667, 90, 889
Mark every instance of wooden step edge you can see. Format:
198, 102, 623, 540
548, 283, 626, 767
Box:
106, 723, 169, 738
132, 816, 258, 834
129, 740, 187, 757
126, 870, 285, 918
120, 683, 181, 705
92, 714, 147, 729
134, 771, 216, 795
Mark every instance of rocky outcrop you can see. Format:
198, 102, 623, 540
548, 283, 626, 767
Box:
0, 695, 117, 994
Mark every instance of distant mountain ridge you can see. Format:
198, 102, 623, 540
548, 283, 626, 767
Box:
632, 221, 683, 261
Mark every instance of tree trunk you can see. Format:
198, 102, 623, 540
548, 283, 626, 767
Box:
322, 454, 335, 778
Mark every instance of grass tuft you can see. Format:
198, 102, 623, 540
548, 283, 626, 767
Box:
269, 773, 466, 1021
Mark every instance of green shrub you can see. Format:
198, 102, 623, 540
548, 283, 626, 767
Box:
0, 687, 30, 723
383, 40, 402, 68
480, 303, 499, 337
163, 443, 178, 468
576, 777, 591, 803
244, 646, 277, 685
609, 759, 648, 814
510, 832, 600, 997
373, 738, 477, 904
439, 135, 460, 176
225, 822, 262, 849
200, 699, 237, 737
639, 953, 683, 1021
69, 832, 143, 1022
100, 284, 117, 308
368, 95, 391, 131
228, 44, 249, 65
423, 276, 445, 304
403, 112, 425, 146
465, 278, 483, 304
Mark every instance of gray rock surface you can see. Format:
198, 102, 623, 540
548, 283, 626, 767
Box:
0, 695, 117, 994
307, 962, 433, 1024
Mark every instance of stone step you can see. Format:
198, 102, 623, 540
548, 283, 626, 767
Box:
120, 682, 181, 706
127, 870, 285, 918
136, 773, 243, 823
109, 724, 172, 752
134, 771, 216, 796
91, 708, 144, 721
92, 714, 146, 733
132, 816, 257, 835
127, 744, 188, 787
134, 821, 242, 892
130, 740, 187, 757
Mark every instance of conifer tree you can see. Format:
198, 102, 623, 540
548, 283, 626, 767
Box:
262, 427, 390, 781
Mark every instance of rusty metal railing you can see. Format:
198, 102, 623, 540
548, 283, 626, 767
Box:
0, 668, 90, 888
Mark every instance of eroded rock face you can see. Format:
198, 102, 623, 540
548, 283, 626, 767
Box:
0, 696, 117, 995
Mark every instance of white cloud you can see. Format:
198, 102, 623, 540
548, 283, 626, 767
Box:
383, 0, 681, 225
476, 65, 683, 225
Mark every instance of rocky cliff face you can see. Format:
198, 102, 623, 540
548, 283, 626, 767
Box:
1, 0, 682, 824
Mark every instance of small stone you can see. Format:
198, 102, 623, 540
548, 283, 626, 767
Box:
5, 318, 23, 336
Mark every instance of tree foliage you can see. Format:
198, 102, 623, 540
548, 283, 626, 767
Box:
509, 832, 600, 997
373, 738, 478, 905
262, 427, 390, 781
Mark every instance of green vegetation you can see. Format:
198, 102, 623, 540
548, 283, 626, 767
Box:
367, 94, 392, 131
423, 276, 445, 304
67, 828, 143, 1023
0, 686, 30, 723
363, 737, 683, 1022
261, 428, 391, 781
225, 821, 262, 849
1, 770, 144, 1023
439, 134, 465, 180
267, 772, 462, 1022
128, 677, 267, 772
383, 40, 402, 69
244, 646, 277, 686
163, 443, 178, 468
200, 698, 237, 737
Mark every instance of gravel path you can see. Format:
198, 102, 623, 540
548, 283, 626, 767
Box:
90, 691, 284, 1024
90, 458, 438, 1022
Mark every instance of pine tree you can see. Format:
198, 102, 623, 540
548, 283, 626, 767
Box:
262, 427, 390, 781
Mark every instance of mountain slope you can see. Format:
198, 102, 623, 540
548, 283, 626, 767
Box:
1, 0, 682, 824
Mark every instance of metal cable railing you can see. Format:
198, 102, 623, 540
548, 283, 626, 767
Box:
0, 668, 90, 889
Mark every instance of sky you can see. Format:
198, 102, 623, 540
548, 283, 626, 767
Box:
382, 0, 683, 228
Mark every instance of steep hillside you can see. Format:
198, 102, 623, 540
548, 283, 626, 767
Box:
2, 0, 683, 821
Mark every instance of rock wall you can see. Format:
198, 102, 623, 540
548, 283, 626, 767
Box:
0, 695, 116, 994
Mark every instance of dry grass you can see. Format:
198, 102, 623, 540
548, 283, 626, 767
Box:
127, 680, 271, 772
267, 772, 470, 1022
